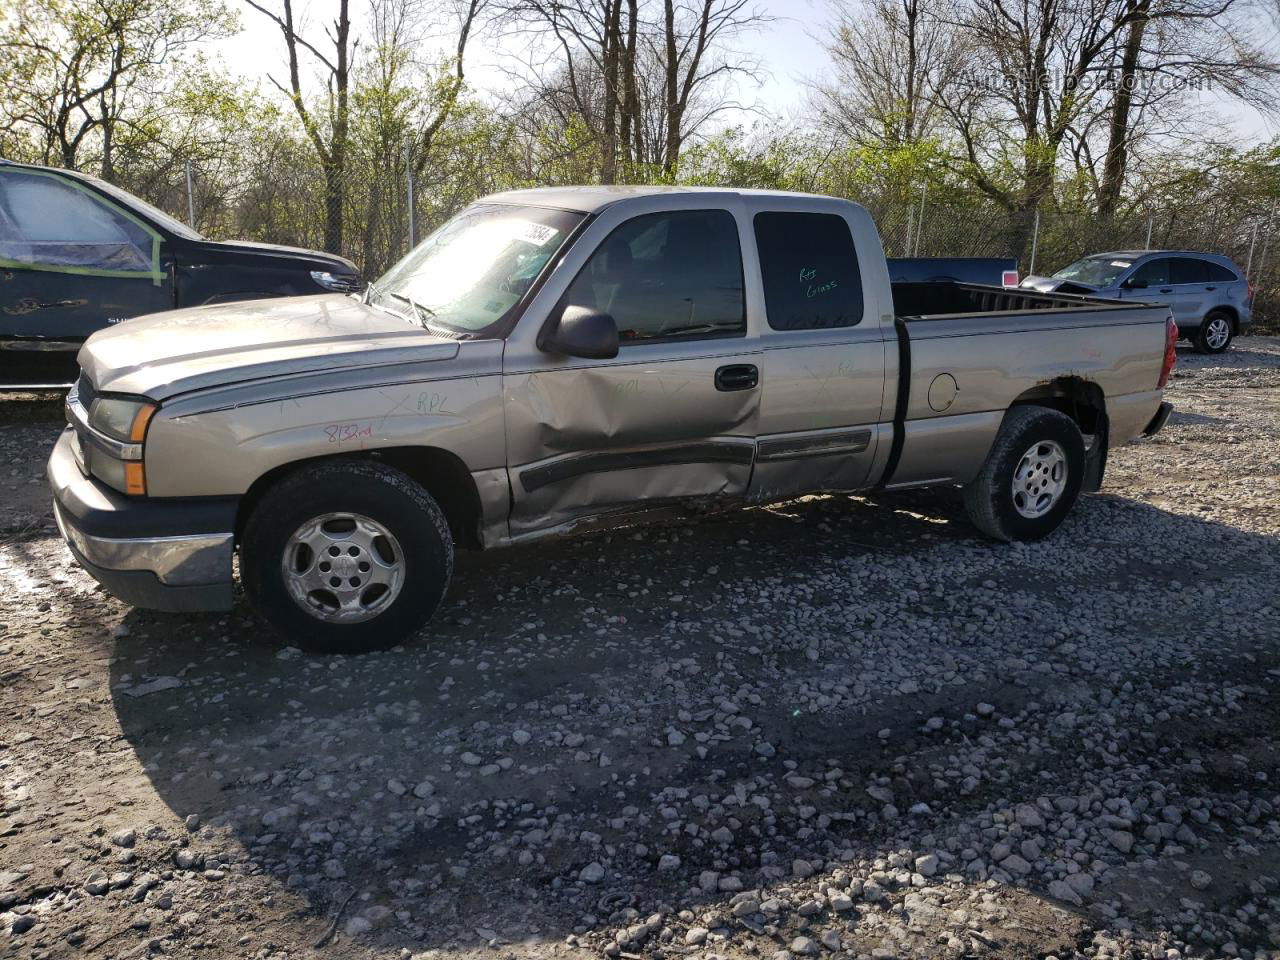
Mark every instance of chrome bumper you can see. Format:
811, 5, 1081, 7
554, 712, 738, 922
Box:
48, 427, 237, 612
53, 502, 233, 587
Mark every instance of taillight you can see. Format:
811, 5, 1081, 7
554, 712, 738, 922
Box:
1157, 316, 1177, 388
1002, 270, 1020, 287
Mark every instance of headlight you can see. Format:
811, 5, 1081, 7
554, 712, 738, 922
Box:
89, 396, 156, 443
311, 270, 361, 292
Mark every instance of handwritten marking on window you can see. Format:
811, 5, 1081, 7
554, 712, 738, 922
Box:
799, 265, 839, 298
324, 422, 374, 445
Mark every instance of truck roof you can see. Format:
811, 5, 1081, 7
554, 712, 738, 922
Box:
481, 185, 840, 214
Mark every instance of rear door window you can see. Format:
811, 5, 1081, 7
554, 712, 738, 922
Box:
753, 212, 864, 330
1204, 261, 1238, 282
1171, 257, 1209, 285
0, 170, 159, 277
1129, 258, 1170, 287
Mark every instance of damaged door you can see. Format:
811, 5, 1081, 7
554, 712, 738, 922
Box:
503, 204, 762, 539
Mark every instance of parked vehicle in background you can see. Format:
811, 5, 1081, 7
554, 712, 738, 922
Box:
889, 256, 1019, 287
1020, 250, 1251, 354
49, 186, 1176, 653
0, 159, 362, 388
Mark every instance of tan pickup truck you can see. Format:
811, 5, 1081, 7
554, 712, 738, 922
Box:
48, 187, 1177, 653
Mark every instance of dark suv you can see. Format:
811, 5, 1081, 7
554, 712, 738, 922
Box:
0, 160, 362, 387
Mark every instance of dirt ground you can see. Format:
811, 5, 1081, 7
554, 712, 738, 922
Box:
1, 339, 1279, 960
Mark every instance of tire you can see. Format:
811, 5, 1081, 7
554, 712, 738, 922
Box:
1194, 311, 1233, 354
241, 460, 453, 654
962, 406, 1086, 542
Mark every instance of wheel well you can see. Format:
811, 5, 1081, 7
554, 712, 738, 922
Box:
236, 447, 485, 549
1010, 377, 1109, 492
1010, 377, 1106, 436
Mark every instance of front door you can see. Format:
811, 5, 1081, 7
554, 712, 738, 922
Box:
0, 168, 173, 340
0, 167, 171, 383
502, 202, 762, 539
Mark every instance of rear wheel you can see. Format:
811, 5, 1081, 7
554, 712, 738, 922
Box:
963, 406, 1086, 542
1194, 311, 1233, 354
241, 460, 453, 653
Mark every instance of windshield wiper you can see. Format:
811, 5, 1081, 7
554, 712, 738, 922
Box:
385, 291, 437, 328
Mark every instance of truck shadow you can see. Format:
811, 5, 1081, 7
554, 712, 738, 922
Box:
104, 490, 1280, 956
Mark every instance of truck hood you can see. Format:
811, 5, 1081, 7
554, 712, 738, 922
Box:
78, 294, 458, 401
196, 239, 359, 275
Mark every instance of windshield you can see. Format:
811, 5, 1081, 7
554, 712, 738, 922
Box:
1052, 256, 1132, 287
370, 203, 583, 335
86, 176, 205, 240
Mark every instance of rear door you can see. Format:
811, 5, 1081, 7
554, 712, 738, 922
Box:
502, 196, 763, 538
0, 168, 172, 350
1169, 257, 1211, 325
746, 202, 890, 502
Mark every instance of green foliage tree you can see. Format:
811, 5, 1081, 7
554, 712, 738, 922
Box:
0, 0, 237, 174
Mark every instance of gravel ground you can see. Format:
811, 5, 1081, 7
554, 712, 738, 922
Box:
1, 338, 1279, 960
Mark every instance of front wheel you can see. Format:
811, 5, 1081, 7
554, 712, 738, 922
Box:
963, 406, 1086, 542
241, 460, 453, 654
1194, 311, 1233, 354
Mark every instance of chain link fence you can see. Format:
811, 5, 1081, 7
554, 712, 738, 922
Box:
159, 158, 1280, 333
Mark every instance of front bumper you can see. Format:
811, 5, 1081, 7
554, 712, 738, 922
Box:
48, 427, 237, 612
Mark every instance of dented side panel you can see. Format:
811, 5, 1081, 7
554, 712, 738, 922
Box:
503, 344, 761, 536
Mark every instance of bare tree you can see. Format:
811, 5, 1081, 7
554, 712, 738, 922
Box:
244, 0, 356, 253
813, 0, 960, 149
658, 0, 769, 175
1093, 0, 1276, 216
933, 0, 1143, 221
500, 0, 765, 180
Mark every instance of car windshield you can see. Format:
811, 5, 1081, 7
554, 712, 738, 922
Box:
370, 203, 583, 336
86, 176, 205, 240
1052, 256, 1132, 287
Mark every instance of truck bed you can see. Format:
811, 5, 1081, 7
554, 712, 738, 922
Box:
891, 281, 1143, 319
880, 281, 1172, 491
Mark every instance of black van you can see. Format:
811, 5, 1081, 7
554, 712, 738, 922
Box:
0, 160, 362, 387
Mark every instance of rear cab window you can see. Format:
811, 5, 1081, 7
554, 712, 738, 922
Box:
753, 212, 864, 330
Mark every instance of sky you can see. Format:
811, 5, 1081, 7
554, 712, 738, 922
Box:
210, 0, 1277, 146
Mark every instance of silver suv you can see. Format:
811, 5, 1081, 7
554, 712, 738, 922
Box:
1022, 250, 1252, 353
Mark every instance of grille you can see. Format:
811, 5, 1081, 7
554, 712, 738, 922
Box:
75, 371, 98, 409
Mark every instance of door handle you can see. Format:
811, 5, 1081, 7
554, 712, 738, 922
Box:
1205, 285, 1216, 291
1159, 288, 1172, 294
715, 364, 758, 391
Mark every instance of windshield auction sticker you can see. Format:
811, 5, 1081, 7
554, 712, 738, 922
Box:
509, 220, 560, 247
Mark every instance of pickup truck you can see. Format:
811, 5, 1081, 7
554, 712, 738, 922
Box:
48, 187, 1177, 653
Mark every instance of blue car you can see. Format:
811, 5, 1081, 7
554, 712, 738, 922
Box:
1021, 250, 1252, 354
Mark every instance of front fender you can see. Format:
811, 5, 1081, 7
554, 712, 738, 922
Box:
143, 348, 505, 498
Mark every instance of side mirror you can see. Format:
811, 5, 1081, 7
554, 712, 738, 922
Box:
541, 305, 619, 359
1125, 278, 1148, 289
